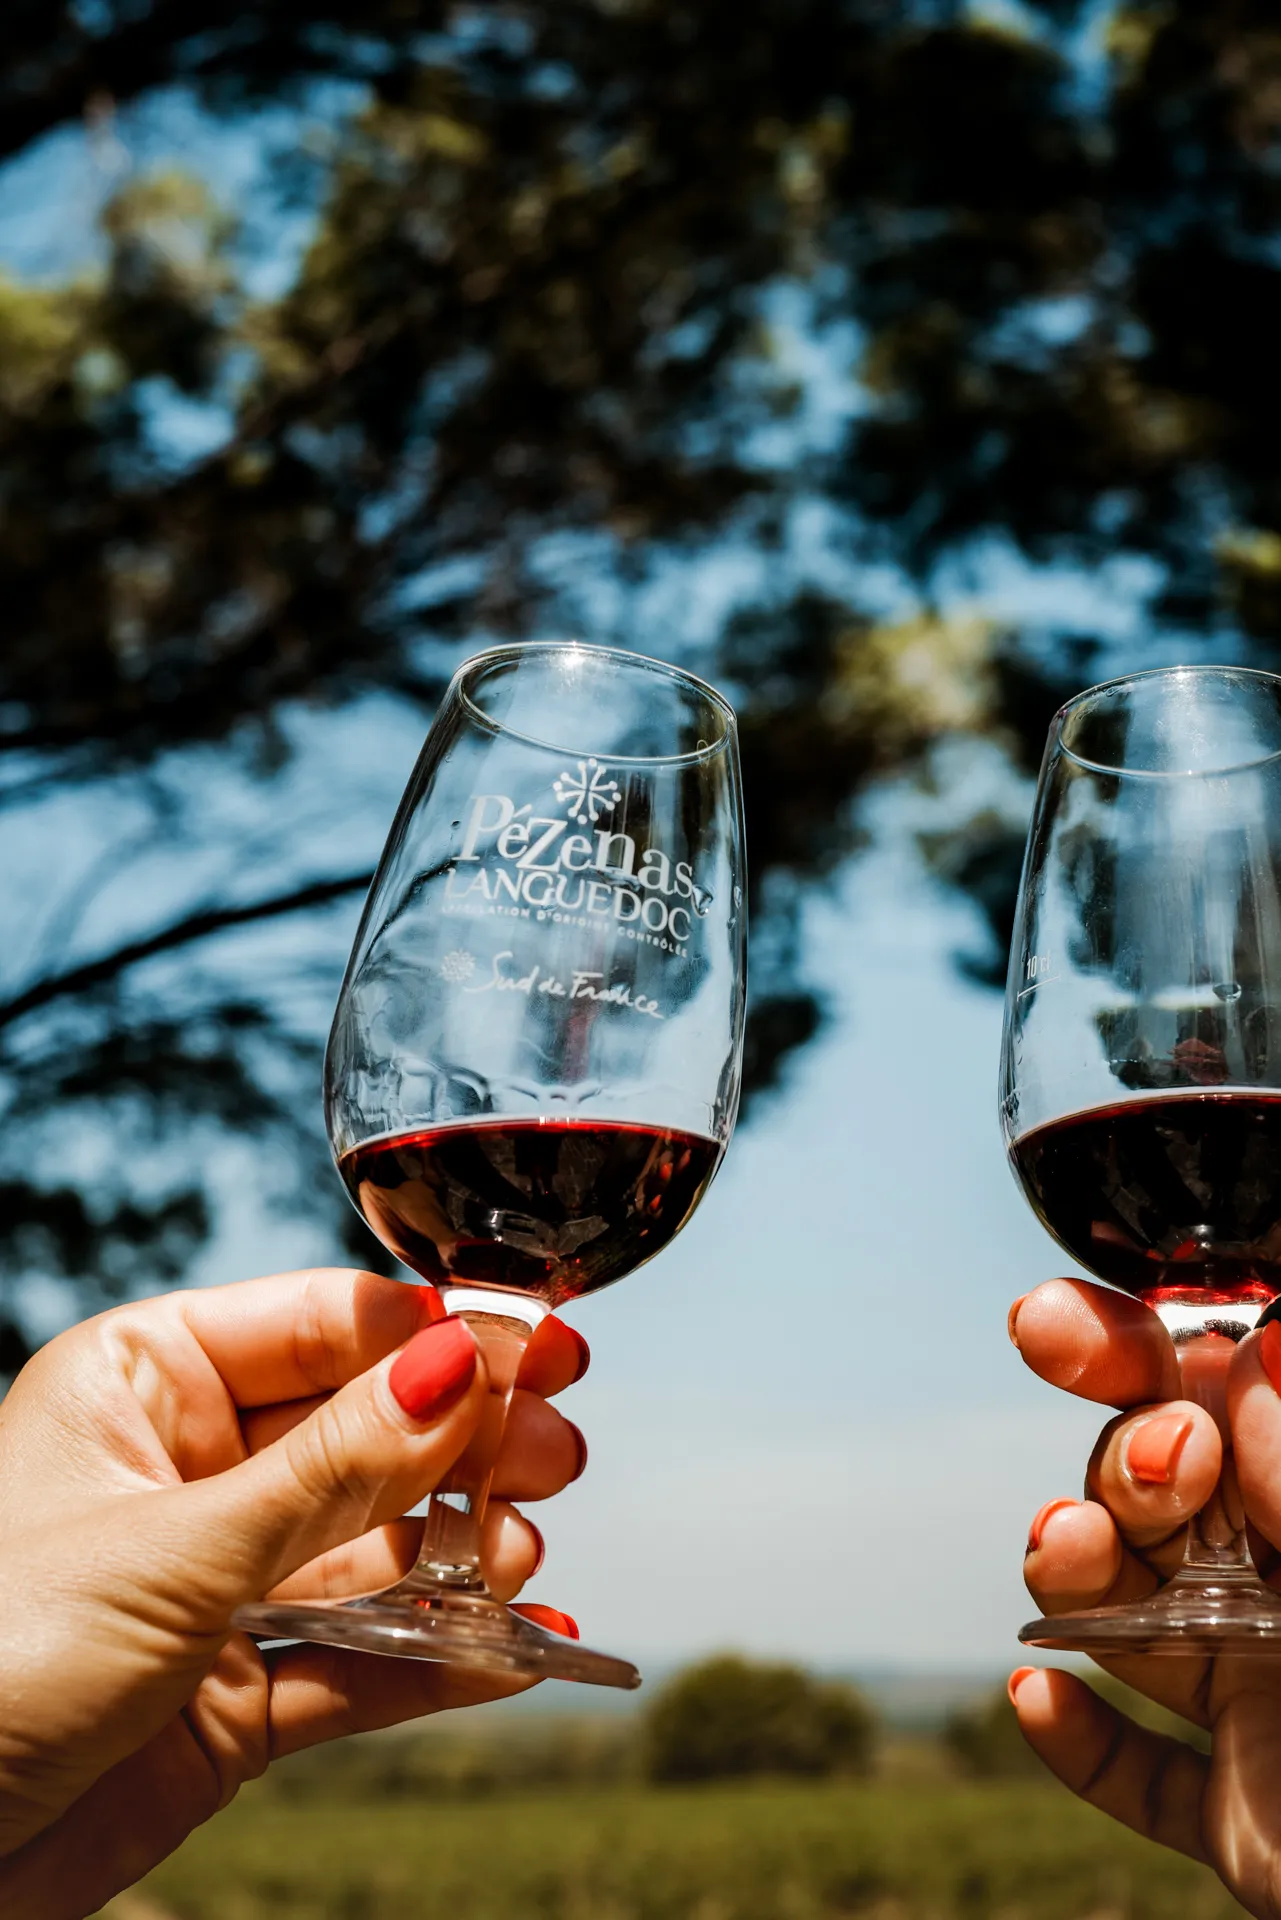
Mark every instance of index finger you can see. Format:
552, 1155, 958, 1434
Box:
516, 1316, 590, 1397
180, 1270, 590, 1418
1010, 1278, 1179, 1408
175, 1268, 444, 1407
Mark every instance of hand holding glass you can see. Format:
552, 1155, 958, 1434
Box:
1003, 665, 1281, 1653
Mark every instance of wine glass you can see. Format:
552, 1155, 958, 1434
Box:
234, 641, 746, 1687
1003, 663, 1281, 1653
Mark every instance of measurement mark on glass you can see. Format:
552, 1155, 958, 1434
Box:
1017, 953, 1060, 999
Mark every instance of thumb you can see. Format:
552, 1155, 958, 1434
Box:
1228, 1319, 1281, 1549
0, 1321, 487, 1860
171, 1317, 488, 1621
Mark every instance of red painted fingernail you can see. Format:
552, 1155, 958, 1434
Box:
528, 1521, 546, 1579
1008, 1666, 1037, 1705
511, 1602, 579, 1638
1026, 1497, 1076, 1553
1007, 1294, 1031, 1349
1261, 1319, 1281, 1395
388, 1320, 476, 1421
566, 1420, 588, 1481
568, 1327, 591, 1384
417, 1286, 450, 1324
1126, 1413, 1194, 1485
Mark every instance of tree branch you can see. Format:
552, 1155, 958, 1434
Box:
0, 871, 373, 1032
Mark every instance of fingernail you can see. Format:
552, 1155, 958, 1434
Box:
1007, 1294, 1031, 1349
1008, 1666, 1037, 1706
1261, 1319, 1281, 1395
1125, 1413, 1194, 1485
389, 1319, 476, 1422
512, 1601, 579, 1639
568, 1328, 591, 1384
566, 1420, 588, 1481
1026, 1497, 1076, 1553
528, 1521, 546, 1579
417, 1286, 449, 1324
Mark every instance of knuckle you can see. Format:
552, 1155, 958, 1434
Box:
284, 1396, 379, 1515
183, 1642, 272, 1810
292, 1270, 343, 1394
1076, 1717, 1127, 1803
1086, 1419, 1123, 1495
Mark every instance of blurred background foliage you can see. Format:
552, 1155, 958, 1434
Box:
260, 1653, 876, 1799
4, 0, 1281, 1342
643, 1654, 875, 1781
107, 1655, 1239, 1918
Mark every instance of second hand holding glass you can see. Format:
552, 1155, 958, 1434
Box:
1003, 664, 1281, 1654
235, 642, 746, 1687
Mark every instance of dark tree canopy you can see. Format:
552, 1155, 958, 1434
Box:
2, 0, 1279, 1339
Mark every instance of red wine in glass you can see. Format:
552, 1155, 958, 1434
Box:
1009, 1091, 1281, 1308
340, 1120, 721, 1308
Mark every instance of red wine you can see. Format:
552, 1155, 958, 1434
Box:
1010, 1091, 1281, 1305
340, 1119, 720, 1306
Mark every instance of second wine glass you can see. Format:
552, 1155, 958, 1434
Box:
234, 641, 746, 1686
1003, 664, 1281, 1654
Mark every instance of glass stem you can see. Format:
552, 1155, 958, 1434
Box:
1153, 1298, 1265, 1581
394, 1287, 547, 1596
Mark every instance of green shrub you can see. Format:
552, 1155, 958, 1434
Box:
643, 1654, 875, 1783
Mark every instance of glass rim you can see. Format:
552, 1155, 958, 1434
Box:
454, 640, 737, 767
1054, 663, 1281, 780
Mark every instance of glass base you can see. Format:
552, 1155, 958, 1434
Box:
233, 1588, 642, 1690
1020, 1569, 1281, 1656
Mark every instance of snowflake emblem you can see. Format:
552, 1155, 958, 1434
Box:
553, 758, 621, 825
439, 949, 476, 984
